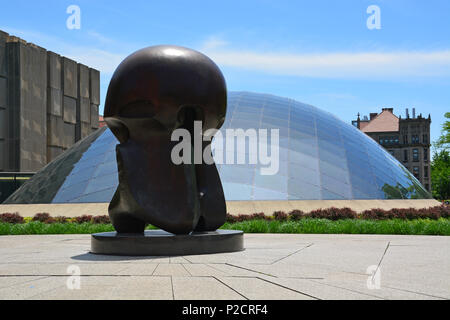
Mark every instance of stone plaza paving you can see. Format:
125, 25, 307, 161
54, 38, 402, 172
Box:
0, 233, 448, 300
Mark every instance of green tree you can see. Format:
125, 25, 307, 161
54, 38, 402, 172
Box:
431, 113, 450, 200
433, 112, 450, 151
431, 150, 450, 200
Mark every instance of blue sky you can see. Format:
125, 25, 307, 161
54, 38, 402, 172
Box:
1, 0, 449, 147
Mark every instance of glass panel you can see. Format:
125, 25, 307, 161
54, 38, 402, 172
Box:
289, 151, 320, 172
84, 173, 118, 195
320, 173, 352, 198
318, 149, 347, 170
290, 139, 318, 158
233, 111, 261, 121
288, 180, 322, 200
319, 160, 350, 183
253, 187, 288, 200
349, 173, 379, 197
220, 165, 255, 185
289, 162, 321, 186
93, 160, 118, 178
69, 187, 116, 203
53, 179, 90, 203
62, 165, 98, 187
290, 128, 315, 141
261, 116, 288, 128
222, 182, 253, 201
254, 173, 288, 193
321, 189, 347, 200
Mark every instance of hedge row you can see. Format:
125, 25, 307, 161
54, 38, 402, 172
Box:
0, 205, 449, 225
0, 213, 111, 225
226, 205, 450, 223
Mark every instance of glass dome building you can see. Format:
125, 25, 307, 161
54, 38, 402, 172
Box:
4, 91, 431, 204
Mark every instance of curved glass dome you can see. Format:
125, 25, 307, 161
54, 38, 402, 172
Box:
5, 91, 431, 204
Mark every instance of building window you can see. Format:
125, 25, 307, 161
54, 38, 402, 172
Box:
412, 135, 419, 144
424, 166, 428, 178
413, 166, 420, 179
425, 184, 430, 191
423, 134, 428, 144
413, 148, 419, 161
403, 149, 408, 162
403, 135, 408, 144
424, 148, 428, 161
379, 136, 399, 145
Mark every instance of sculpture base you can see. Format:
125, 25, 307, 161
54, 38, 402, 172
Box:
91, 229, 244, 256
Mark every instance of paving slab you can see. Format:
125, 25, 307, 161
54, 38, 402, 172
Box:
172, 277, 245, 300
262, 277, 379, 300
216, 276, 315, 300
28, 276, 173, 300
0, 234, 448, 300
153, 264, 191, 277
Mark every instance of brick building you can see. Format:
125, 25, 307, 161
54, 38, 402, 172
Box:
352, 108, 431, 191
0, 30, 100, 173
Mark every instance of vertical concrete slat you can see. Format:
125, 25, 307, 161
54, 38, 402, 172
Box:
46, 51, 63, 164
89, 68, 100, 105
47, 51, 61, 90
63, 96, 77, 124
62, 57, 77, 99
63, 122, 76, 149
6, 40, 21, 172
91, 104, 99, 129
47, 114, 64, 148
0, 78, 6, 140
76, 64, 90, 141
0, 31, 7, 77
78, 64, 89, 99
0, 32, 6, 171
19, 43, 47, 171
89, 68, 100, 134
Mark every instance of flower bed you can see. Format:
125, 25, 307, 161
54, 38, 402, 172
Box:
1, 205, 449, 225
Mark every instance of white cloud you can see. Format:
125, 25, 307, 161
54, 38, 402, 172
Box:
201, 39, 450, 79
65, 48, 124, 74
0, 27, 126, 75
4, 28, 450, 80
202, 36, 229, 50
87, 30, 114, 45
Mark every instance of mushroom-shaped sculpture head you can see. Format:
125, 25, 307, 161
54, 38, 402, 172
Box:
104, 45, 227, 142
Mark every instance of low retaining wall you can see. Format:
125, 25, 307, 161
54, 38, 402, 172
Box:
0, 199, 441, 218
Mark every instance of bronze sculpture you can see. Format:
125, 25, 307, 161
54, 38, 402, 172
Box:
103, 45, 227, 235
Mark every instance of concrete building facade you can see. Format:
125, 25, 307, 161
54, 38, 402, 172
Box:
0, 30, 100, 173
353, 108, 431, 191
